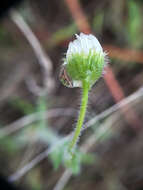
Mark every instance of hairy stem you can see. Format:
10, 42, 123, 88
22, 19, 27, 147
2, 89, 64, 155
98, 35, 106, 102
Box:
68, 81, 89, 155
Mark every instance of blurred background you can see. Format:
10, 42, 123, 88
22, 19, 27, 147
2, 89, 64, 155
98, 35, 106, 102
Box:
0, 0, 143, 189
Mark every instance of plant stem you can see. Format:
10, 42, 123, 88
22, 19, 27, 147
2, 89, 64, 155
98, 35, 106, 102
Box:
68, 81, 89, 155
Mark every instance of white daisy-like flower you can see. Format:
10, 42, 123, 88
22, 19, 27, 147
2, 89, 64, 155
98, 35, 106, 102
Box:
60, 33, 107, 88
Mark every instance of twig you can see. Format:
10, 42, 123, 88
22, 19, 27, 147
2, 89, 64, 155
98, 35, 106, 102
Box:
9, 149, 51, 182
53, 170, 72, 190
8, 87, 143, 182
10, 10, 55, 95
0, 61, 30, 103
85, 87, 143, 130
0, 108, 76, 138
104, 66, 141, 129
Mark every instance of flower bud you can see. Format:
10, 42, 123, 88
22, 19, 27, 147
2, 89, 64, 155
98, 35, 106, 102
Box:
60, 33, 107, 88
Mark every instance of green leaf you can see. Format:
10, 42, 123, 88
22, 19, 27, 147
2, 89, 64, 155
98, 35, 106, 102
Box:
64, 151, 81, 174
50, 148, 64, 170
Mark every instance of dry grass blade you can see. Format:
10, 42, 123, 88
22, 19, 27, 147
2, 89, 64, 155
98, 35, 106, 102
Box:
0, 108, 76, 138
8, 136, 69, 182
10, 10, 55, 94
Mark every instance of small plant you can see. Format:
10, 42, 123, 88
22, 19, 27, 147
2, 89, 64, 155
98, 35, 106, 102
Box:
60, 33, 107, 158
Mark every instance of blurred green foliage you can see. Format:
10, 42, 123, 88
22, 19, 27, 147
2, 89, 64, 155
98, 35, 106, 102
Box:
92, 11, 104, 35
10, 97, 35, 115
127, 0, 142, 48
49, 23, 77, 47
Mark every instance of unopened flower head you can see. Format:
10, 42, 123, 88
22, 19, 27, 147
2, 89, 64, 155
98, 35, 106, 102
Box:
61, 33, 107, 88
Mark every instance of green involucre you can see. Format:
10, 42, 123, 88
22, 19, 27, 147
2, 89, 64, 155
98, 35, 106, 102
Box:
66, 51, 105, 87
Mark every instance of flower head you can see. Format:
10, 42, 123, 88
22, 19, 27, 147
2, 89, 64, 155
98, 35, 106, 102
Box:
60, 33, 107, 88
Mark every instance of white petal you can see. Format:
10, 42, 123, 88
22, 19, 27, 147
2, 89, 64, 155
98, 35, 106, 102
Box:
66, 33, 104, 58
89, 34, 103, 52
